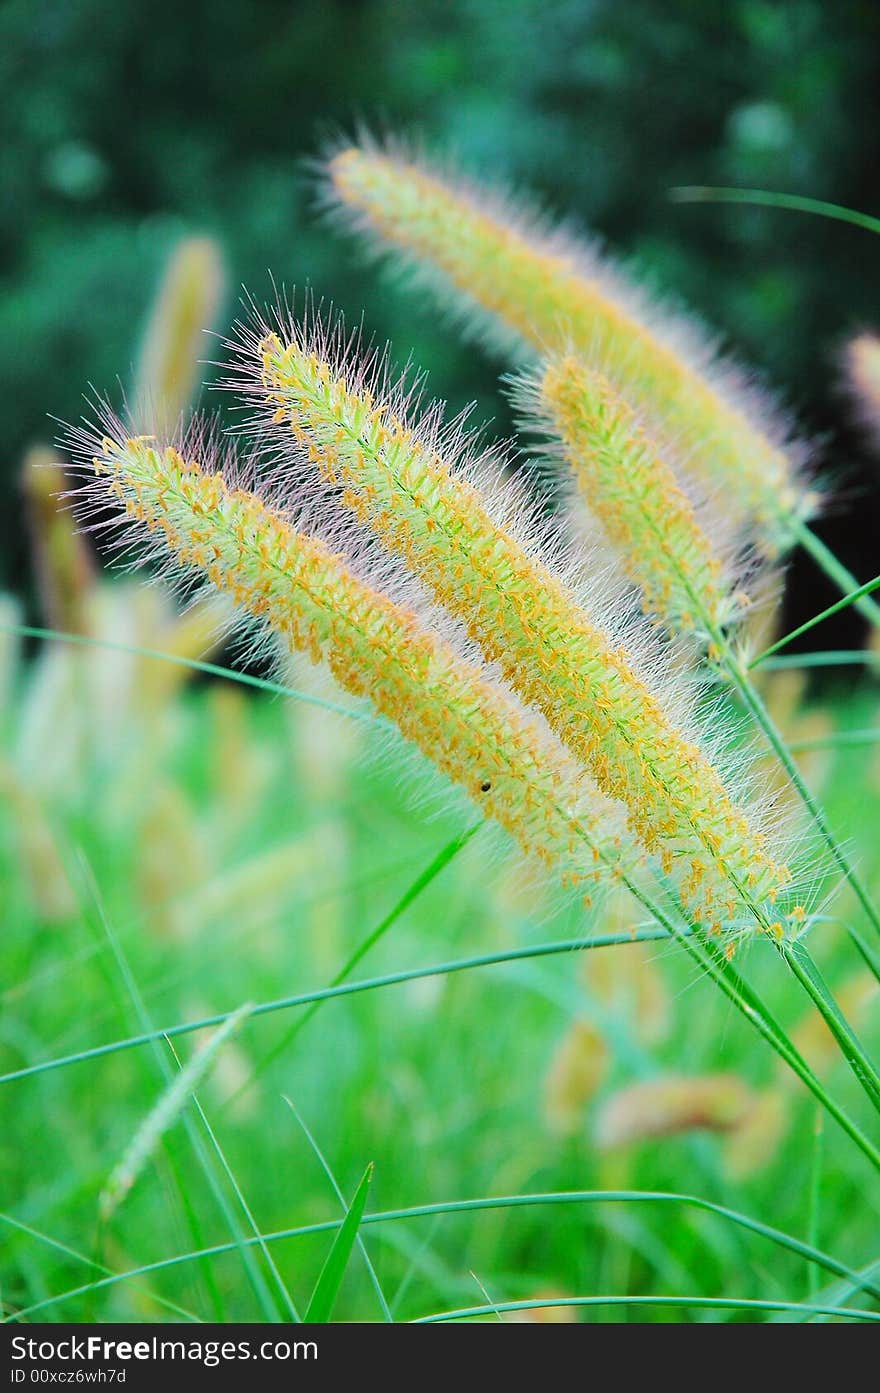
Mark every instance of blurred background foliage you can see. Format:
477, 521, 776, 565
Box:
2, 0, 880, 637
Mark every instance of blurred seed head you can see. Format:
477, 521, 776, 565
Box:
544, 1019, 609, 1136
595, 1073, 756, 1150
133, 235, 225, 435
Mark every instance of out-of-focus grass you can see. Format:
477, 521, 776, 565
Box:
1, 597, 879, 1322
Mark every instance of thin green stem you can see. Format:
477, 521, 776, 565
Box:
807, 1109, 824, 1301
722, 646, 880, 945
788, 729, 880, 754
789, 521, 880, 631
0, 621, 376, 724
670, 185, 880, 239
750, 572, 880, 666
760, 651, 879, 671
229, 826, 479, 1102
664, 917, 880, 1173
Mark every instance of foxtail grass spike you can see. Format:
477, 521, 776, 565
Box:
251, 316, 798, 940
522, 357, 745, 642
100, 1002, 252, 1221
323, 137, 814, 546
68, 418, 626, 890
133, 236, 225, 435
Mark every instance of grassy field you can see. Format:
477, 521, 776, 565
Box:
2, 595, 879, 1322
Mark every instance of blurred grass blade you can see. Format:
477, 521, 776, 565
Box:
100, 1003, 252, 1220
845, 926, 880, 989
0, 928, 677, 1085
414, 1293, 879, 1322
670, 185, 880, 237
0, 621, 376, 723
8, 1184, 880, 1321
304, 1163, 374, 1323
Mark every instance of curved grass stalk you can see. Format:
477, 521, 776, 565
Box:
6, 882, 880, 1174
414, 1294, 877, 1322
670, 184, 880, 240
790, 517, 880, 632
0, 930, 677, 1086
0, 620, 378, 723
7, 1188, 879, 1323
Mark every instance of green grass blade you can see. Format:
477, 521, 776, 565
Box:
807, 1110, 824, 1302
790, 522, 880, 630
8, 1187, 878, 1321
0, 928, 677, 1086
79, 859, 280, 1321
788, 729, 880, 754
235, 825, 480, 1099
670, 185, 880, 238
760, 651, 879, 671
845, 926, 880, 989
303, 1163, 374, 1323
0, 1212, 201, 1323
749, 574, 880, 667
172, 1049, 300, 1323
413, 1293, 879, 1322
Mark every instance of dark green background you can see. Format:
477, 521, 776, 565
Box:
3, 0, 880, 638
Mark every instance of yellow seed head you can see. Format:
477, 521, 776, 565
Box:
535, 358, 741, 637
326, 142, 812, 543
84, 430, 623, 884
257, 327, 794, 935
